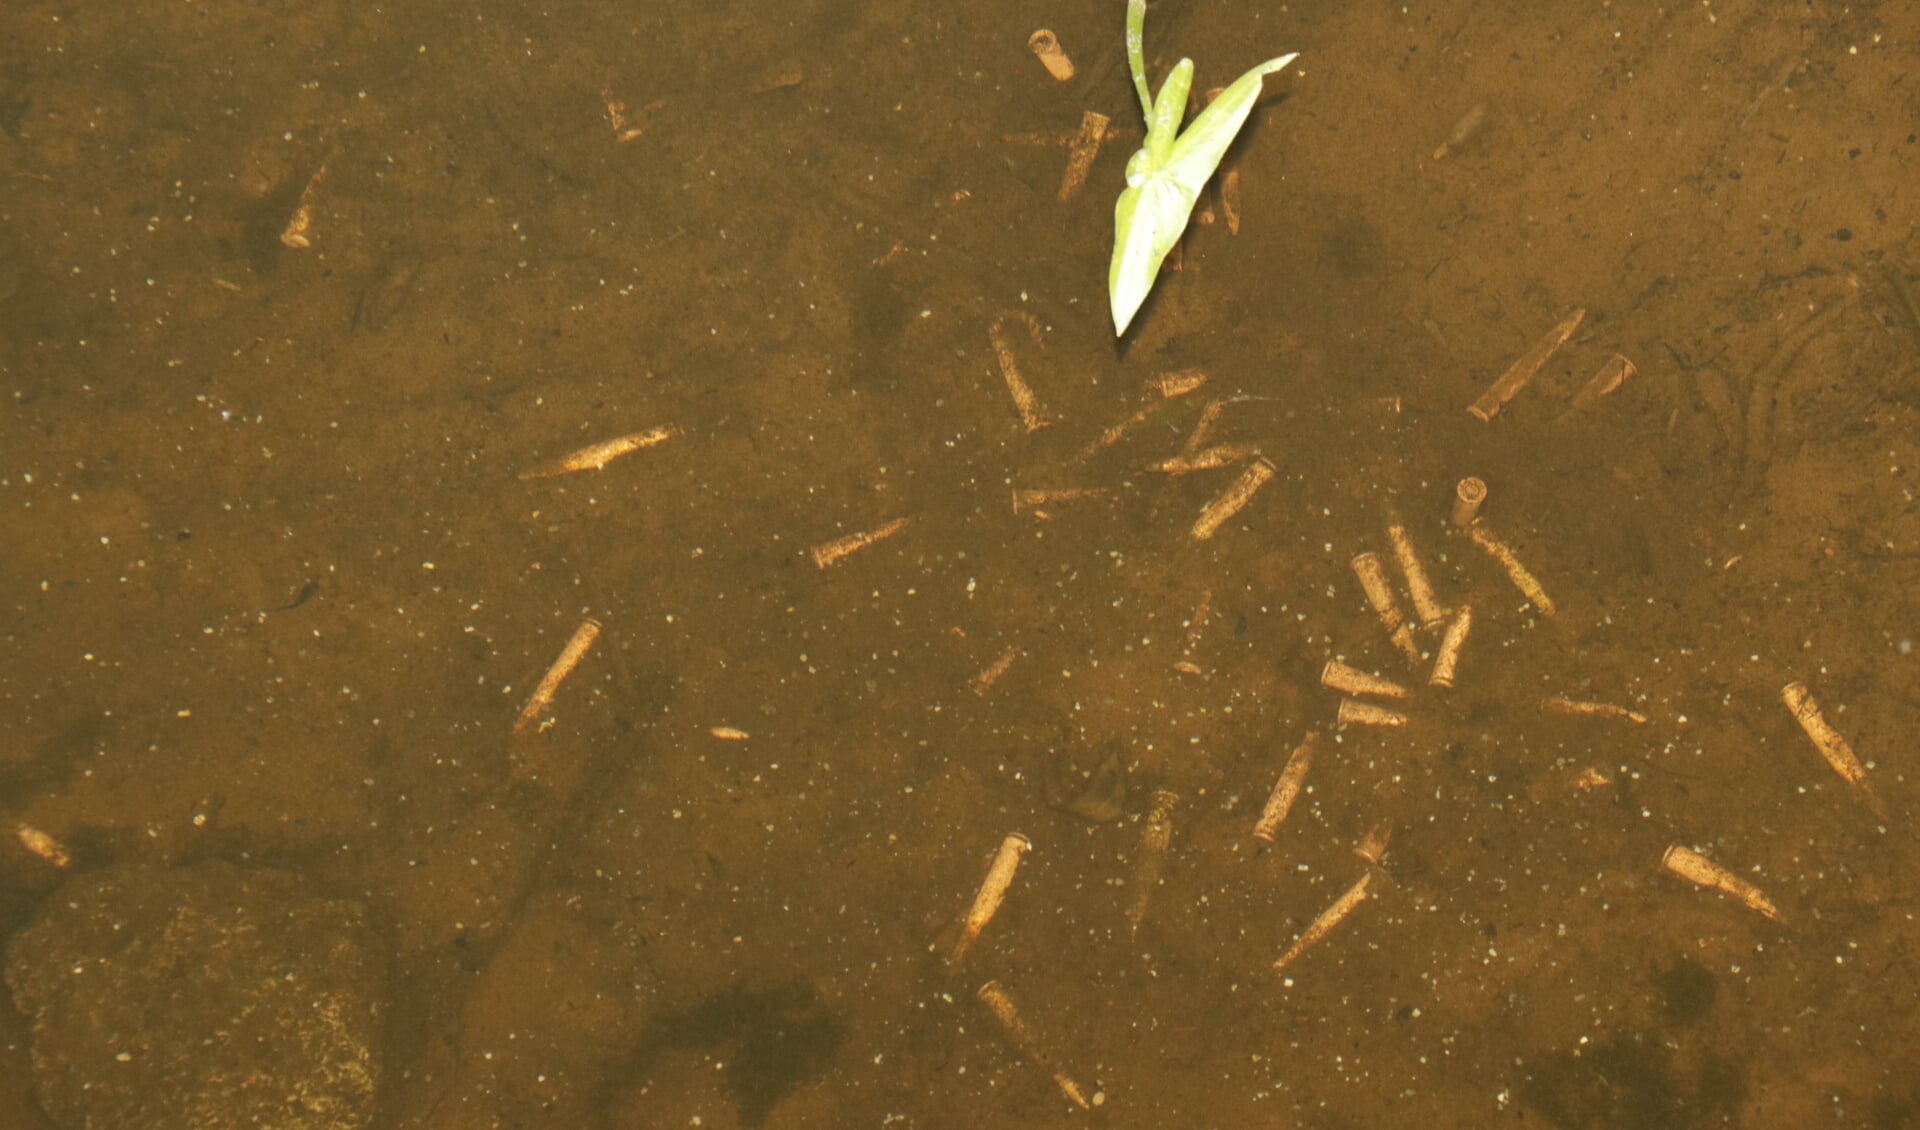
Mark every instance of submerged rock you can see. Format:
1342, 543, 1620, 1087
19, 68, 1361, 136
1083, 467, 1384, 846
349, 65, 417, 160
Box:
1046, 744, 1128, 823
5, 861, 383, 1130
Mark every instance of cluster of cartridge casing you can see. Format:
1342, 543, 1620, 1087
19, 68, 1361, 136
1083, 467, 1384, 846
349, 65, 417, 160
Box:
1463, 307, 1637, 422
1135, 393, 1279, 540
507, 424, 689, 734
1074, 377, 1281, 545
1083, 368, 1208, 457
1324, 658, 1410, 728
945, 834, 1099, 1109
1250, 733, 1382, 973
1269, 473, 1654, 985
1340, 515, 1478, 695
1350, 550, 1422, 664
1650, 680, 1872, 928
489, 95, 1874, 1123
925, 264, 1885, 1123
1267, 488, 1618, 977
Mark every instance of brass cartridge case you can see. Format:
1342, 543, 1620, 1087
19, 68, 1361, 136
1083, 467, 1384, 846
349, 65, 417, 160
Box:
1781, 682, 1866, 784
1252, 732, 1318, 843
948, 833, 1033, 966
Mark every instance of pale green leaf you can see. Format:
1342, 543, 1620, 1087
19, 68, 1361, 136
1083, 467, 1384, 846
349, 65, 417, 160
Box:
1108, 0, 1298, 336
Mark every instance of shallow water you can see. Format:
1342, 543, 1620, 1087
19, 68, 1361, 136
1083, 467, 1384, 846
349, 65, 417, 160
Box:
3, 1, 1918, 1126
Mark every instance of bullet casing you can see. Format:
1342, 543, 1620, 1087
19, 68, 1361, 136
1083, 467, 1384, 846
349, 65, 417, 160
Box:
988, 318, 1051, 432
16, 825, 72, 869
948, 833, 1033, 966
1388, 523, 1449, 628
1572, 353, 1636, 410
977, 980, 1092, 1110
1155, 368, 1209, 399
969, 647, 1022, 695
1337, 699, 1408, 728
1781, 682, 1867, 784
1127, 789, 1180, 934
1544, 695, 1649, 724
1428, 605, 1473, 688
1662, 844, 1783, 922
513, 619, 603, 732
1191, 458, 1276, 540
1274, 872, 1373, 972
518, 425, 679, 479
1321, 660, 1409, 699
1451, 477, 1488, 528
1252, 733, 1318, 842
1028, 29, 1077, 82
1056, 110, 1109, 202
1468, 523, 1556, 617
1351, 551, 1421, 662
1468, 308, 1586, 421
1150, 442, 1263, 474
1353, 822, 1392, 866
1012, 486, 1105, 514
810, 517, 911, 569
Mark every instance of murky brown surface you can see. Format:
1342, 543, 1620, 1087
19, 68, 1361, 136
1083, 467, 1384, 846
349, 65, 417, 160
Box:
4, 1, 1920, 1126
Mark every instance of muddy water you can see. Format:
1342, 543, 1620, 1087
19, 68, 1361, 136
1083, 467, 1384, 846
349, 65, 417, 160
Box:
2, 1, 1917, 1127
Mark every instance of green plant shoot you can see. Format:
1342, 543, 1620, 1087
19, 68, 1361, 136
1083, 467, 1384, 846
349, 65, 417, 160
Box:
1109, 0, 1297, 335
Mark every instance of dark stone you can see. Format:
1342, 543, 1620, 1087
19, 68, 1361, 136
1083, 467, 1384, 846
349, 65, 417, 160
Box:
1652, 955, 1718, 1026
622, 978, 846, 1127
1519, 1028, 1745, 1129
